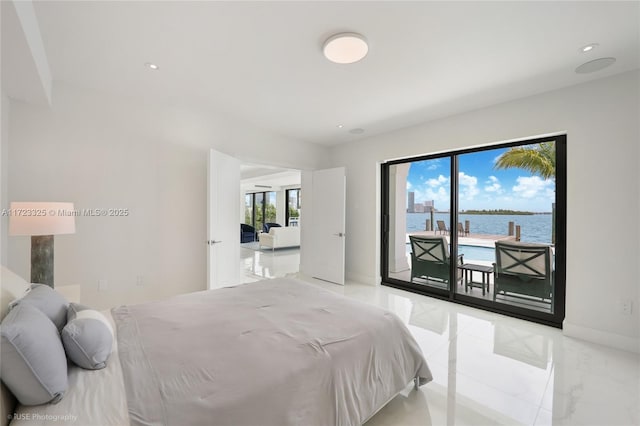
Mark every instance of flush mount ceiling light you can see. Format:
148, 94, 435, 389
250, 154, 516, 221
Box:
575, 57, 616, 74
323, 33, 368, 64
581, 43, 598, 53
145, 62, 159, 70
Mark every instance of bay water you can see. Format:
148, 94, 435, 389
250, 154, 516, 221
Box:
407, 212, 552, 244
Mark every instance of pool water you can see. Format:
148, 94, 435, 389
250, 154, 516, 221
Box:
406, 243, 495, 262
457, 245, 495, 262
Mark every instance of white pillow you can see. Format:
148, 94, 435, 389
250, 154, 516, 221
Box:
0, 304, 68, 405
61, 303, 113, 370
10, 284, 69, 332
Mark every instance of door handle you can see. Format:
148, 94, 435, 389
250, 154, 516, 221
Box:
207, 240, 223, 245
333, 232, 345, 237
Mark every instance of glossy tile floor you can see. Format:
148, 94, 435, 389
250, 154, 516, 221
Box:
240, 247, 640, 426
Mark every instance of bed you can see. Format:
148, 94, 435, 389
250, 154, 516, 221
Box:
1, 270, 432, 426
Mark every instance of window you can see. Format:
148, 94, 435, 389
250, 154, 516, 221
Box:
245, 191, 276, 232
244, 194, 254, 226
254, 192, 265, 233
286, 188, 301, 226
381, 135, 566, 327
265, 192, 277, 224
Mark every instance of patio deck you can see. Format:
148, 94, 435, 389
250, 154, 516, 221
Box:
388, 267, 553, 313
396, 231, 553, 313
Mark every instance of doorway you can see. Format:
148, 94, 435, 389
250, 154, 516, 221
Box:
239, 163, 302, 282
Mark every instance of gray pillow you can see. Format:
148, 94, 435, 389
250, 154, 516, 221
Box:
0, 304, 68, 405
11, 284, 69, 331
61, 303, 113, 370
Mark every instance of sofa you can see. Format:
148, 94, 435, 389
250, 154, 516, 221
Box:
258, 226, 300, 250
263, 222, 281, 233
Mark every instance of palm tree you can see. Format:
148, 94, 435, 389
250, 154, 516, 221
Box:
494, 142, 555, 180
494, 141, 556, 243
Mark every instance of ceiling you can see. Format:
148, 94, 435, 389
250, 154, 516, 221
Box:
10, 1, 640, 145
240, 164, 300, 192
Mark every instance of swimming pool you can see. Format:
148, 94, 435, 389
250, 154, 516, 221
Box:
457, 245, 495, 262
406, 243, 495, 262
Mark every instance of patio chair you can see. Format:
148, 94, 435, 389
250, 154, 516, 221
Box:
436, 220, 449, 235
409, 235, 463, 286
493, 241, 554, 309
458, 223, 465, 236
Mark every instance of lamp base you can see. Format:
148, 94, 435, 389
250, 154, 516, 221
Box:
31, 235, 54, 287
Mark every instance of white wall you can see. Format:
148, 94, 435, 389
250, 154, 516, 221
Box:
7, 82, 329, 309
0, 93, 8, 265
328, 71, 640, 352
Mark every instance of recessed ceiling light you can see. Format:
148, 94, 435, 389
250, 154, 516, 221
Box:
323, 33, 368, 64
349, 128, 365, 134
145, 62, 159, 70
581, 43, 598, 53
575, 57, 616, 74
337, 124, 344, 129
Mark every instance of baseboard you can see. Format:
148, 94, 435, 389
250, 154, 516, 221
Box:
563, 321, 640, 354
345, 270, 378, 286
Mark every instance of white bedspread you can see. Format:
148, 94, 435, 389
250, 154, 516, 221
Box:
112, 278, 431, 426
10, 278, 432, 426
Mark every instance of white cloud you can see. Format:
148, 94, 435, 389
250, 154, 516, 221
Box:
484, 175, 502, 193
412, 184, 450, 209
407, 181, 412, 190
512, 176, 554, 199
459, 172, 477, 187
544, 187, 555, 199
426, 175, 449, 187
458, 172, 479, 200
427, 159, 441, 170
423, 187, 450, 205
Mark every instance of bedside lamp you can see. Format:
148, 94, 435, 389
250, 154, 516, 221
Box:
9, 202, 76, 288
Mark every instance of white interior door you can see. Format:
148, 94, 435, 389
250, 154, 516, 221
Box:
207, 149, 240, 289
307, 167, 346, 285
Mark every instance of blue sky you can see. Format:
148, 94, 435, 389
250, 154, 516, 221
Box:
406, 148, 555, 212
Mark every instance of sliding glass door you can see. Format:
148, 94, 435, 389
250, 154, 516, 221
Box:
382, 135, 566, 327
386, 157, 454, 293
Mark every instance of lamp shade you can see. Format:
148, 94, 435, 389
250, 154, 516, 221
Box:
9, 202, 76, 236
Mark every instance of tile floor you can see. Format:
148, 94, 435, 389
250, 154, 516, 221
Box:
240, 247, 640, 426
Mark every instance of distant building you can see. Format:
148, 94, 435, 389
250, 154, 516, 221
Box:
408, 197, 435, 214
